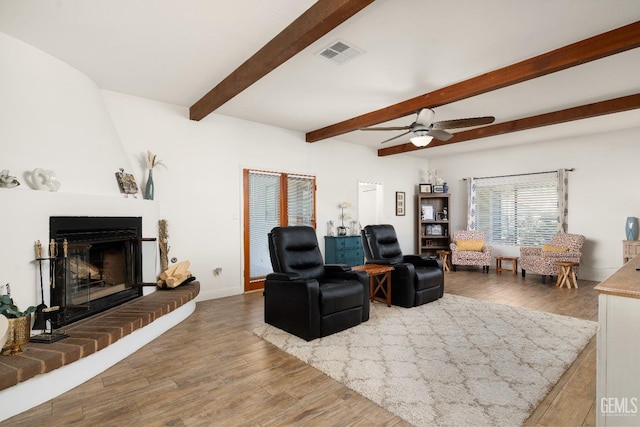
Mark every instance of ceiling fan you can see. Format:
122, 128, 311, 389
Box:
360, 108, 495, 147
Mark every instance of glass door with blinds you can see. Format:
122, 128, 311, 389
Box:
243, 169, 316, 292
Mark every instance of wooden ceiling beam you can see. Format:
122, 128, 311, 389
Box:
189, 0, 375, 121
306, 20, 640, 142
377, 94, 640, 156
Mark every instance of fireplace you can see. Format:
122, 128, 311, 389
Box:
49, 216, 152, 328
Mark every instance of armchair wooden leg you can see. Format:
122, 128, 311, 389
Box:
521, 269, 526, 277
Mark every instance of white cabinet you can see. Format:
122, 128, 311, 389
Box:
595, 256, 640, 425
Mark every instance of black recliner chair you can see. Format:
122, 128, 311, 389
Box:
361, 224, 444, 308
264, 226, 370, 341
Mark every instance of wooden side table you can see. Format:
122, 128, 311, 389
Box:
352, 264, 394, 307
556, 261, 579, 289
495, 256, 518, 275
437, 250, 451, 272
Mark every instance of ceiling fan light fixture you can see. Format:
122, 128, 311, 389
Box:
410, 135, 433, 147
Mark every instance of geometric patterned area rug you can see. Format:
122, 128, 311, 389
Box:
254, 294, 598, 427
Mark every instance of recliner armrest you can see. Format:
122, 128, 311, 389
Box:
404, 255, 443, 270
325, 264, 351, 272
403, 254, 429, 263
364, 259, 395, 265
265, 272, 303, 281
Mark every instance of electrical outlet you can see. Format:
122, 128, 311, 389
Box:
213, 267, 222, 276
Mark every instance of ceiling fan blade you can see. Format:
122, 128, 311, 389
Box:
427, 129, 453, 141
360, 126, 411, 131
432, 116, 495, 130
380, 131, 411, 144
415, 108, 435, 125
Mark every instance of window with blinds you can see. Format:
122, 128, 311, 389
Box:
475, 172, 558, 246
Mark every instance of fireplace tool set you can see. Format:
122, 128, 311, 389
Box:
30, 240, 68, 344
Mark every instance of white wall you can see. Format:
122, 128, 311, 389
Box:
427, 128, 640, 281
0, 30, 427, 308
0, 32, 133, 195
101, 91, 427, 301
5, 23, 636, 309
0, 32, 160, 309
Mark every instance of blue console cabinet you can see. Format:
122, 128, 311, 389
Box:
324, 236, 364, 267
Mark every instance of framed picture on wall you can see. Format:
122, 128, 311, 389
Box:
419, 183, 432, 193
396, 191, 406, 216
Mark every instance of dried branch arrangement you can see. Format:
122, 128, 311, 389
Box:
158, 219, 169, 272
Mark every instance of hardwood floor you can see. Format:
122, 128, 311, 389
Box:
2, 270, 599, 426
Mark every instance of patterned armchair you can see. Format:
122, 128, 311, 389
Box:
450, 230, 492, 273
520, 232, 585, 283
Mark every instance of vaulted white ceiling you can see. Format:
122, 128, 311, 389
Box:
1, 0, 639, 157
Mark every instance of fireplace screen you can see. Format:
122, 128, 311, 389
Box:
49, 216, 154, 328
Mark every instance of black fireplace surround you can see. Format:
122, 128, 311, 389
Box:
49, 216, 145, 329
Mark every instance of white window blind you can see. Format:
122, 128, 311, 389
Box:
476, 172, 558, 246
287, 175, 315, 226
248, 171, 281, 278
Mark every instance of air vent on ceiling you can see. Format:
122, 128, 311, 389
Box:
317, 39, 363, 64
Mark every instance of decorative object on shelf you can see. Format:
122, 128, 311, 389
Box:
327, 220, 334, 236
350, 220, 359, 236
419, 183, 432, 193
443, 182, 449, 193
338, 202, 352, 236
115, 168, 139, 196
626, 217, 638, 241
433, 184, 445, 193
145, 150, 165, 201
145, 169, 155, 200
30, 168, 61, 191
427, 224, 443, 236
436, 207, 448, 221
421, 205, 435, 220
427, 169, 438, 184
396, 191, 406, 216
1, 283, 36, 355
0, 169, 20, 188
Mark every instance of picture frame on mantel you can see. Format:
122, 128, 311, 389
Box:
115, 168, 139, 195
396, 191, 406, 216
419, 183, 432, 193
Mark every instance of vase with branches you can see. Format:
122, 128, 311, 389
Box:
145, 150, 165, 200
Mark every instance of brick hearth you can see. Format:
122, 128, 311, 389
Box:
0, 281, 199, 391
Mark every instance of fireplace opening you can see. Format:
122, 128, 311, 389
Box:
49, 216, 151, 329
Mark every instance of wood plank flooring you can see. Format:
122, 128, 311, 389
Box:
2, 270, 599, 426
